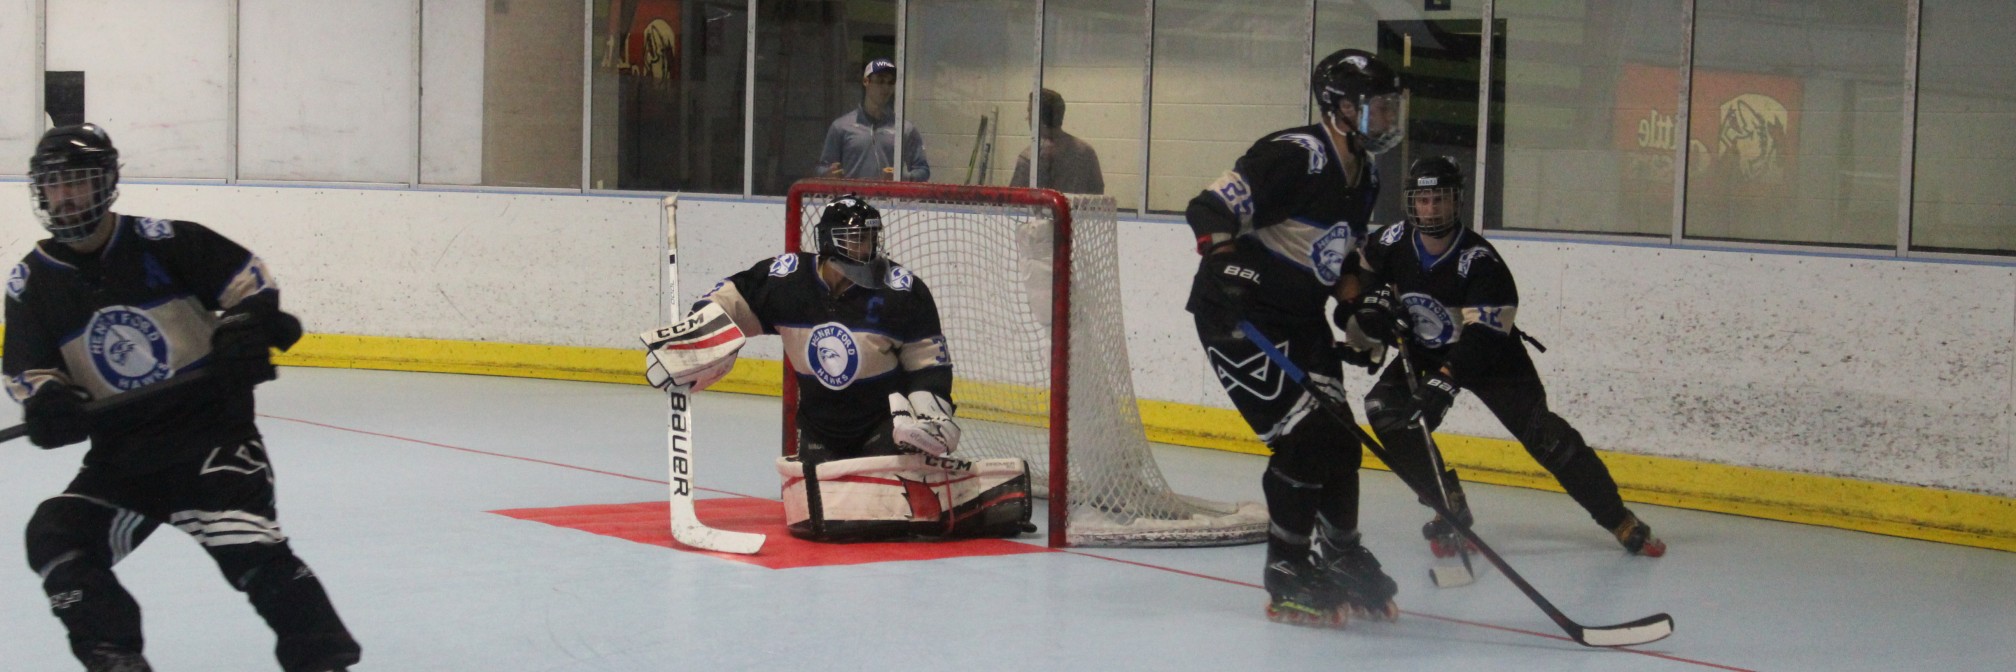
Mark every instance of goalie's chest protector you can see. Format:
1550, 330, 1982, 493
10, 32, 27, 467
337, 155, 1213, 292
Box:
758, 254, 928, 393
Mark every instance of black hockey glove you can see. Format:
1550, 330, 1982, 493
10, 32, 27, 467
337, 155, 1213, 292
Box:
1347, 286, 1404, 345
211, 307, 303, 388
1413, 369, 1459, 424
1198, 243, 1261, 307
24, 384, 91, 449
1334, 342, 1385, 374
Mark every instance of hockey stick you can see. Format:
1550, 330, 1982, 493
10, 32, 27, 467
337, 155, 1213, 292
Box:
1390, 330, 1477, 589
661, 195, 765, 555
1234, 320, 1672, 647
0, 368, 216, 445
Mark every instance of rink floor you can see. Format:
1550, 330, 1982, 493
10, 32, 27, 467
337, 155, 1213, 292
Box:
2, 368, 2012, 671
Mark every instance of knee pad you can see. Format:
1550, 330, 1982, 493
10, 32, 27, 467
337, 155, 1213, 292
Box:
25, 496, 154, 575
215, 543, 299, 593
1523, 411, 1588, 471
1266, 416, 1354, 486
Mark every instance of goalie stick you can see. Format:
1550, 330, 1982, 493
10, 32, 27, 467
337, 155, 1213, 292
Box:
1234, 320, 1673, 648
660, 194, 765, 555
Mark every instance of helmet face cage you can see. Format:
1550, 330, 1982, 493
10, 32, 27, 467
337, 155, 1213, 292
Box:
815, 195, 887, 288
28, 123, 121, 243
822, 216, 882, 265
1404, 156, 1465, 236
29, 166, 119, 243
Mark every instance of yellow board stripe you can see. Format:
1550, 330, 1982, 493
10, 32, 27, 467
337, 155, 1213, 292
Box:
96, 333, 2016, 554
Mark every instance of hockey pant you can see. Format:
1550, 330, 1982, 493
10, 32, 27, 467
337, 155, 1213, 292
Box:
779, 453, 1033, 542
23, 439, 360, 672
1362, 353, 1631, 530
1194, 313, 1365, 551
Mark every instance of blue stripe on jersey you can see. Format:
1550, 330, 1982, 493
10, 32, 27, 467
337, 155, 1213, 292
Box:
1413, 227, 1467, 273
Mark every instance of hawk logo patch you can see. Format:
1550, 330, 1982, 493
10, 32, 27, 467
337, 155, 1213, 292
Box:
1378, 223, 1406, 247
885, 265, 913, 291
6, 263, 27, 300
137, 217, 175, 240
807, 322, 862, 390
1309, 224, 1356, 285
87, 306, 174, 390
1274, 133, 1329, 174
1457, 247, 1494, 278
769, 254, 800, 277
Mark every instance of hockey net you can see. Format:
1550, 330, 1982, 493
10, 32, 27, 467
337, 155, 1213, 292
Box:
785, 179, 1266, 547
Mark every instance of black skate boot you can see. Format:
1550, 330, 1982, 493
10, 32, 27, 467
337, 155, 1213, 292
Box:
1263, 545, 1346, 628
1611, 510, 1666, 557
82, 645, 153, 672
1313, 530, 1400, 621
1419, 470, 1477, 559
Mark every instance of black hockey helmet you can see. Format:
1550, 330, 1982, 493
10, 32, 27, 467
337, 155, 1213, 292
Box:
1312, 49, 1406, 154
28, 123, 121, 243
1404, 156, 1465, 237
815, 194, 886, 288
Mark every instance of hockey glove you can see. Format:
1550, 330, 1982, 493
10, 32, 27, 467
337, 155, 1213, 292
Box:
24, 383, 91, 449
1413, 369, 1459, 425
890, 391, 961, 456
211, 308, 301, 388
1347, 286, 1403, 346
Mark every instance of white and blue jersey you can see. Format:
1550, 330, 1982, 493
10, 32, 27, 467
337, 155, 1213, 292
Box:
698, 252, 952, 445
3, 215, 281, 469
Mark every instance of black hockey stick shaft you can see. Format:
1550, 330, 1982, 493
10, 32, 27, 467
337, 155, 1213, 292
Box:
0, 368, 216, 445
1233, 320, 1672, 647
1390, 328, 1476, 578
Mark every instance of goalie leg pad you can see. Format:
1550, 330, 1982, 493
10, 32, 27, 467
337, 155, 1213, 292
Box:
777, 455, 1033, 542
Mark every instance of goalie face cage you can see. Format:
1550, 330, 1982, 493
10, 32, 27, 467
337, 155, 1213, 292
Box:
784, 179, 1266, 547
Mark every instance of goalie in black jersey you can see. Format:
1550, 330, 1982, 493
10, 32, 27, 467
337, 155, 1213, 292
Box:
1352, 156, 1666, 559
5, 124, 360, 672
643, 195, 1032, 543
1186, 49, 1406, 628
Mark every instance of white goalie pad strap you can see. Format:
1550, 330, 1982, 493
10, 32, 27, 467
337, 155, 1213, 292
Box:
640, 303, 747, 391
777, 454, 1027, 531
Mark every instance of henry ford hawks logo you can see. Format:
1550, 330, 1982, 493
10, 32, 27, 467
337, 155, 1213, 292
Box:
807, 322, 861, 390
1310, 224, 1356, 285
1400, 293, 1459, 348
885, 265, 913, 290
87, 306, 174, 390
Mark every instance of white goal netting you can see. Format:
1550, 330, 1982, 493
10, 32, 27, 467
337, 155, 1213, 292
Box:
786, 179, 1266, 547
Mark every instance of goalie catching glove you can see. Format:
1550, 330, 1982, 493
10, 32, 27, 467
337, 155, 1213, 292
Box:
889, 391, 960, 456
641, 303, 747, 392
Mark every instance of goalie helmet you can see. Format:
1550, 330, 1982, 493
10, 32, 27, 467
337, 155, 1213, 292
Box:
815, 194, 887, 289
1312, 49, 1406, 155
28, 123, 122, 244
1404, 156, 1465, 237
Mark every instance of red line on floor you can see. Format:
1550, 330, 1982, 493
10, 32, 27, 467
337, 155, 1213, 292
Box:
264, 412, 1751, 671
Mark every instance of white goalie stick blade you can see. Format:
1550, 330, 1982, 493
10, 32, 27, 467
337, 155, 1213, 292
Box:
662, 195, 764, 555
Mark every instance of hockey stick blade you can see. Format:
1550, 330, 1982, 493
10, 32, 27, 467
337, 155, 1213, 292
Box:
0, 368, 216, 445
662, 196, 764, 555
1233, 320, 1672, 647
1390, 326, 1479, 590
1430, 563, 1475, 588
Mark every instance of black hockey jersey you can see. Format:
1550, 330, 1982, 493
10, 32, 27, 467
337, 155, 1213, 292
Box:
1186, 123, 1379, 322
1357, 222, 1524, 379
699, 253, 952, 444
4, 215, 280, 468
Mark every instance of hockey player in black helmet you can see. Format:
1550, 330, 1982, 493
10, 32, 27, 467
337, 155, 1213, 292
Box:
10, 124, 361, 671
1183, 48, 1406, 628
28, 123, 123, 244
1352, 156, 1667, 562
815, 194, 889, 288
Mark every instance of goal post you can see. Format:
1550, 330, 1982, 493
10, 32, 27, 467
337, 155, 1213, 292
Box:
784, 178, 1267, 548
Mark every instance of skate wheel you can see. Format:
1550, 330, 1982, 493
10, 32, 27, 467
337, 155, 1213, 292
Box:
1635, 537, 1667, 558
1267, 602, 1348, 629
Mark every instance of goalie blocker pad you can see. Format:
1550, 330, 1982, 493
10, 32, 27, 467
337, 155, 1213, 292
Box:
779, 454, 1035, 542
